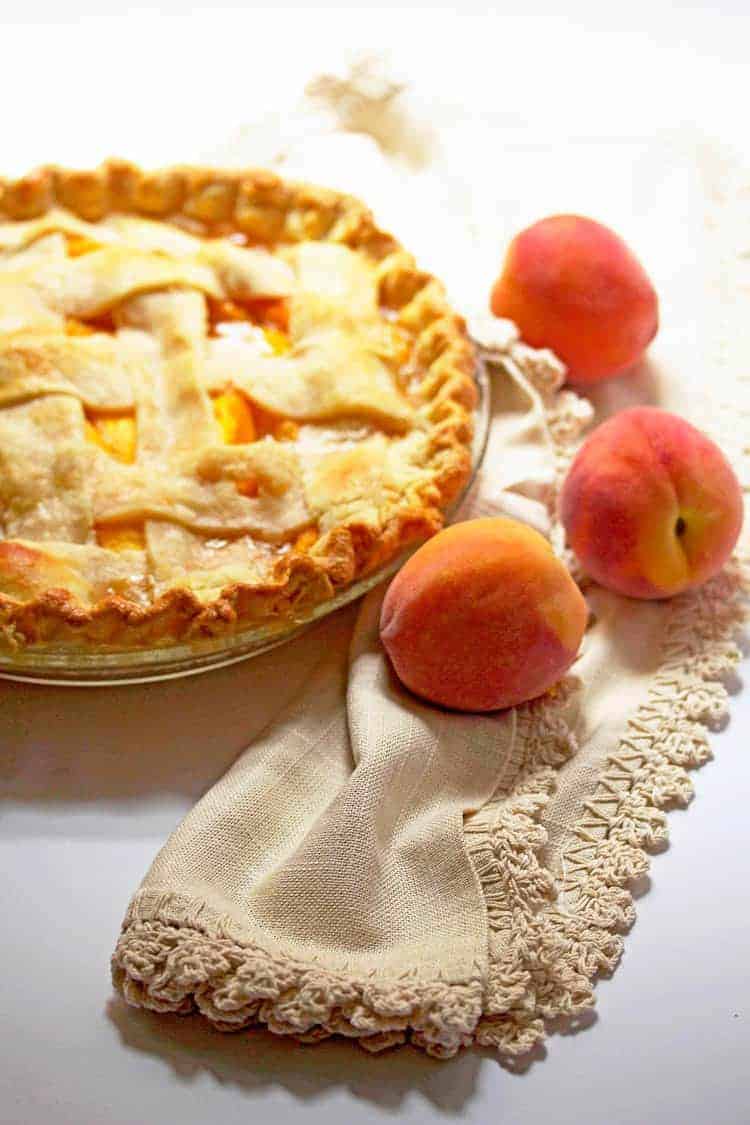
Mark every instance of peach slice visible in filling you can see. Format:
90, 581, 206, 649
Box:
95, 524, 146, 552
211, 386, 259, 498
66, 310, 117, 335
212, 387, 256, 444
233, 296, 290, 335
85, 413, 137, 464
64, 233, 102, 257
65, 318, 96, 336
210, 384, 302, 503
84, 411, 145, 551
212, 385, 298, 455
260, 326, 290, 356
253, 402, 299, 442
208, 297, 290, 356
294, 528, 318, 553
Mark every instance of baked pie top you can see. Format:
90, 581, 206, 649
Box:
0, 162, 476, 649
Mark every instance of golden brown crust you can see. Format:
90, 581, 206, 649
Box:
0, 160, 477, 650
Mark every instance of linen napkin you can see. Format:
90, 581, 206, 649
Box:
112, 63, 749, 1059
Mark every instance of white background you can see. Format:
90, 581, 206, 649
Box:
1, 4, 749, 1124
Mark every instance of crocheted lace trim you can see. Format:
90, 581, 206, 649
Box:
466, 329, 748, 1058
110, 685, 584, 1060
111, 330, 747, 1060
467, 561, 747, 1057
111, 899, 485, 1058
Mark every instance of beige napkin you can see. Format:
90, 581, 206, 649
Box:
112, 67, 749, 1059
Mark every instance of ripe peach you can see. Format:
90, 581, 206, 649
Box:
560, 407, 743, 599
490, 215, 658, 384
380, 517, 587, 712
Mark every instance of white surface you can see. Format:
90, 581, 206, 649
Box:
2, 671, 749, 1125
1, 4, 750, 1124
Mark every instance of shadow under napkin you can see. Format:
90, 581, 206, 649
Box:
107, 997, 485, 1113
107, 991, 599, 1097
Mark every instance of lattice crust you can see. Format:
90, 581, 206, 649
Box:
0, 162, 477, 648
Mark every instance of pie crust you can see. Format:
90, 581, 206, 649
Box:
0, 161, 477, 649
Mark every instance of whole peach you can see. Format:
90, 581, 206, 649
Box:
560, 407, 743, 599
380, 517, 587, 712
490, 214, 658, 384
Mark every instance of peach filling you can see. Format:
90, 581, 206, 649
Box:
212, 387, 256, 444
85, 412, 137, 464
96, 524, 146, 552
62, 231, 292, 354
209, 387, 315, 551
235, 296, 289, 335
211, 387, 258, 498
210, 386, 299, 498
65, 311, 117, 335
64, 221, 296, 551
208, 297, 290, 356
211, 386, 299, 447
83, 410, 145, 551
65, 233, 102, 257
294, 528, 318, 553
65, 318, 96, 336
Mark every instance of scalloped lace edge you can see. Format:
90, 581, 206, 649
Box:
465, 335, 749, 1058
111, 904, 487, 1058
467, 558, 748, 1058
110, 668, 583, 1060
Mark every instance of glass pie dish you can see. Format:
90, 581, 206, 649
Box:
0, 358, 489, 686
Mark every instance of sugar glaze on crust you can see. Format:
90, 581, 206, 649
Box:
0, 161, 477, 649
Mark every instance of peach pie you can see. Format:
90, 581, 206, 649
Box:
0, 162, 477, 649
